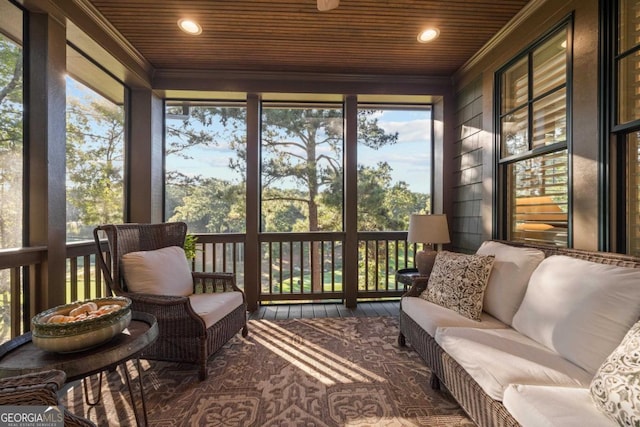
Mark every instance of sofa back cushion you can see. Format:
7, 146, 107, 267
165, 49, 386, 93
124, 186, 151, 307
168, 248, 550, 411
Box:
476, 241, 545, 325
420, 251, 495, 321
512, 255, 640, 374
122, 246, 193, 297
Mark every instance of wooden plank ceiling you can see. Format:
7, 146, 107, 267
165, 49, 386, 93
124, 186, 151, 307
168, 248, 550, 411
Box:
86, 0, 532, 76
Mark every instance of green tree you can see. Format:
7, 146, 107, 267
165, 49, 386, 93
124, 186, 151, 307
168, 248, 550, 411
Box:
168, 177, 245, 233
164, 106, 246, 233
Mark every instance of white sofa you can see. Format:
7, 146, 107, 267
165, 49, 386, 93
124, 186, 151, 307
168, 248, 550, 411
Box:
398, 240, 640, 427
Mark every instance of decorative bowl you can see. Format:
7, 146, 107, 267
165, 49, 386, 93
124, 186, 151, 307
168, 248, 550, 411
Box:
31, 296, 132, 353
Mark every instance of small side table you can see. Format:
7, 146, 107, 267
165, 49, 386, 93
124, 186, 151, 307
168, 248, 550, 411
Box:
396, 268, 430, 292
0, 311, 158, 427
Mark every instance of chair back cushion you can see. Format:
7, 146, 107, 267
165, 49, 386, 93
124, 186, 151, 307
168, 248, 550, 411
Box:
121, 246, 193, 296
477, 241, 545, 325
512, 255, 640, 374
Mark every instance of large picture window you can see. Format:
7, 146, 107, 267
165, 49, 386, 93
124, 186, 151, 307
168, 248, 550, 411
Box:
0, 0, 22, 343
356, 106, 432, 231
66, 47, 126, 241
0, 1, 22, 250
497, 22, 570, 246
164, 102, 247, 233
260, 104, 343, 233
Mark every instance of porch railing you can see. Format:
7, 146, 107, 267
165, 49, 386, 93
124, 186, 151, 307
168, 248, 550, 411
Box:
0, 246, 46, 340
358, 231, 415, 298
0, 231, 416, 340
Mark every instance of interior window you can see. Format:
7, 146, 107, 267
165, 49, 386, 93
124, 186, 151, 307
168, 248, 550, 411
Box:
609, 0, 640, 255
497, 22, 570, 246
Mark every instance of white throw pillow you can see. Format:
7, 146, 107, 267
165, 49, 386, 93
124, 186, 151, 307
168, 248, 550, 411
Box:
512, 255, 640, 374
420, 251, 495, 321
476, 241, 545, 325
121, 246, 193, 297
590, 319, 640, 426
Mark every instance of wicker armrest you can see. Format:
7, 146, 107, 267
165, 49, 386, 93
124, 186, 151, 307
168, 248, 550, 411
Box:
0, 369, 65, 397
0, 370, 96, 426
120, 291, 189, 306
192, 271, 243, 293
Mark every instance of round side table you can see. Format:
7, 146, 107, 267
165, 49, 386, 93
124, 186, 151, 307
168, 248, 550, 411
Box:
0, 311, 158, 427
396, 268, 430, 292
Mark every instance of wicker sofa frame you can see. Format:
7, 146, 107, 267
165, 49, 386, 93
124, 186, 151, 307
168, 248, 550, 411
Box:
398, 240, 640, 427
94, 222, 248, 380
0, 369, 95, 426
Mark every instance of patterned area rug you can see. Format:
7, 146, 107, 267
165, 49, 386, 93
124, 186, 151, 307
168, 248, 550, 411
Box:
61, 316, 473, 426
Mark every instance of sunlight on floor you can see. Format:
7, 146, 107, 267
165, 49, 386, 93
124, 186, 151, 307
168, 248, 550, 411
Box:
251, 319, 386, 386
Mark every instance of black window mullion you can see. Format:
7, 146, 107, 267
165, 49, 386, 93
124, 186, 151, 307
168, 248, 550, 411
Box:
527, 51, 534, 152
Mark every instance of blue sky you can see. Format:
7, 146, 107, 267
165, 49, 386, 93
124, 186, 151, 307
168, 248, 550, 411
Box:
66, 76, 432, 195
166, 108, 432, 195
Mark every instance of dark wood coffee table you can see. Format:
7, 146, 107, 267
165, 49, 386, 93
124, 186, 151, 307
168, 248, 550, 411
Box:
0, 311, 158, 427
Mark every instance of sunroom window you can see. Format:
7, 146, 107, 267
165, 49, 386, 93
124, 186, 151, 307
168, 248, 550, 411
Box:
65, 46, 126, 241
0, 1, 23, 250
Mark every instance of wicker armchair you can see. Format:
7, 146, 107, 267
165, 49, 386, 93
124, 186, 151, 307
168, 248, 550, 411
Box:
93, 222, 248, 380
0, 369, 95, 427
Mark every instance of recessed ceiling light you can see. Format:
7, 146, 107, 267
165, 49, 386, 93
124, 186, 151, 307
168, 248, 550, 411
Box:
178, 18, 202, 35
417, 28, 440, 43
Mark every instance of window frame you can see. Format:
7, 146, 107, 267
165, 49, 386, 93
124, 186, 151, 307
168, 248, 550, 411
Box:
494, 16, 574, 246
602, 0, 640, 254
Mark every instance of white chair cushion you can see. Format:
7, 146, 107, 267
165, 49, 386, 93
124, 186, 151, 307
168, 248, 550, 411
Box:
435, 327, 593, 401
476, 241, 545, 325
121, 246, 193, 297
188, 291, 244, 328
503, 384, 618, 427
512, 255, 640, 374
401, 296, 507, 337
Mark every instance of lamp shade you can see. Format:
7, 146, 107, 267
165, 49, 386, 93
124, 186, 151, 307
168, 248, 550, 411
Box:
407, 214, 451, 244
317, 0, 339, 11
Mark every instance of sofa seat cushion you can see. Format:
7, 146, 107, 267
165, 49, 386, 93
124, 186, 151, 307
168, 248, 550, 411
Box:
188, 291, 244, 328
401, 296, 507, 336
512, 255, 640, 374
503, 384, 617, 427
435, 327, 593, 401
476, 241, 545, 325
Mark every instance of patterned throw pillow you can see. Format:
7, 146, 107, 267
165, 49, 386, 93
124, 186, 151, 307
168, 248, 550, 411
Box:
590, 319, 640, 426
419, 251, 495, 321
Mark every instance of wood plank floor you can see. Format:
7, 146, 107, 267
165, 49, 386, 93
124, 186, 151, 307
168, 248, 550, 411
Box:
248, 301, 400, 320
